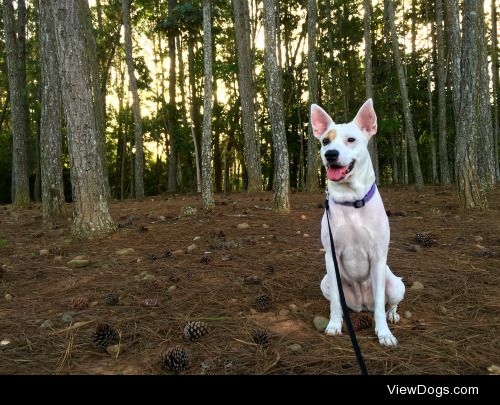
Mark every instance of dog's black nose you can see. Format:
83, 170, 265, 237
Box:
324, 149, 339, 162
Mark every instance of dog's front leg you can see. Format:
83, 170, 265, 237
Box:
371, 258, 397, 347
324, 251, 343, 336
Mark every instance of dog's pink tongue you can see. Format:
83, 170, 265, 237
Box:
327, 166, 345, 181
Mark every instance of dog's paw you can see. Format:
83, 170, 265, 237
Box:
377, 332, 398, 347
325, 320, 343, 336
387, 310, 400, 324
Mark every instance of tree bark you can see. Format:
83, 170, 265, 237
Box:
167, 0, 178, 193
122, 0, 145, 198
325, 0, 335, 115
39, 0, 66, 219
306, 0, 319, 192
51, 0, 115, 236
492, 0, 500, 180
444, 0, 461, 119
263, 0, 289, 212
475, 0, 495, 190
454, 0, 488, 209
202, 0, 215, 209
2, 0, 30, 208
435, 0, 451, 185
386, 0, 424, 190
232, 0, 262, 192
363, 0, 379, 183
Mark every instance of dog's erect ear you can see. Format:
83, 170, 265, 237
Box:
310, 104, 334, 138
354, 98, 377, 137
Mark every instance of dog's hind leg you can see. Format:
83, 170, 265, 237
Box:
385, 266, 405, 324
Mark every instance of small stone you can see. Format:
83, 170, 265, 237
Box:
159, 216, 166, 221
407, 245, 422, 252
438, 305, 448, 315
474, 236, 483, 242
40, 249, 49, 256
296, 230, 301, 234
89, 301, 99, 307
279, 309, 290, 316
313, 316, 329, 332
106, 344, 123, 357
193, 236, 201, 241
67, 259, 90, 268
141, 298, 159, 307
237, 223, 250, 229
288, 304, 298, 312
141, 273, 156, 281
303, 233, 310, 238
0, 339, 11, 347
262, 224, 269, 229
300, 215, 307, 220
54, 256, 63, 263
116, 248, 135, 255
250, 308, 257, 314
5, 294, 12, 301
222, 255, 231, 261
40, 320, 54, 329
168, 285, 177, 292
229, 298, 238, 304
187, 244, 198, 253
288, 343, 302, 352
411, 281, 424, 290
173, 250, 184, 255
61, 313, 73, 324
404, 311, 412, 319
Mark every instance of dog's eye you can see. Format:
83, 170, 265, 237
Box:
322, 138, 330, 146
347, 137, 356, 143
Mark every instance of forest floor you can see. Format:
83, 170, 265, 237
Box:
0, 185, 499, 375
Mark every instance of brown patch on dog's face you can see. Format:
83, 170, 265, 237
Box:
326, 129, 337, 142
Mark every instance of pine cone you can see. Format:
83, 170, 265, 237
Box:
416, 232, 434, 247
164, 250, 173, 258
72, 296, 89, 310
200, 255, 210, 264
183, 321, 210, 341
252, 329, 270, 346
162, 346, 189, 372
254, 294, 272, 311
92, 323, 119, 352
350, 312, 373, 332
138, 226, 148, 233
103, 292, 119, 306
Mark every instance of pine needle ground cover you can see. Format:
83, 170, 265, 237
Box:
0, 186, 498, 374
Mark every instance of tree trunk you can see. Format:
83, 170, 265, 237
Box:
2, 0, 30, 208
445, 0, 461, 119
122, 0, 145, 199
325, 0, 335, 115
306, 0, 319, 192
386, 0, 424, 190
263, 0, 289, 212
492, 0, 499, 180
201, 0, 214, 209
232, 0, 262, 192
167, 0, 178, 193
454, 0, 488, 209
82, 0, 110, 199
435, 0, 451, 185
475, 0, 495, 190
51, 0, 115, 236
39, 0, 66, 219
363, 0, 379, 183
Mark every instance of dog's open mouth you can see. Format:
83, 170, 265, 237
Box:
327, 160, 355, 182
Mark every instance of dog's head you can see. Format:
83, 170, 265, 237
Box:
310, 99, 377, 183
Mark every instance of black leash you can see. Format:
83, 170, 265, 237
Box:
324, 196, 368, 375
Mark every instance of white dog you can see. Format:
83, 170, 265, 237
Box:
311, 99, 405, 347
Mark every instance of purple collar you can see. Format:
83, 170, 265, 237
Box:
333, 183, 377, 208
